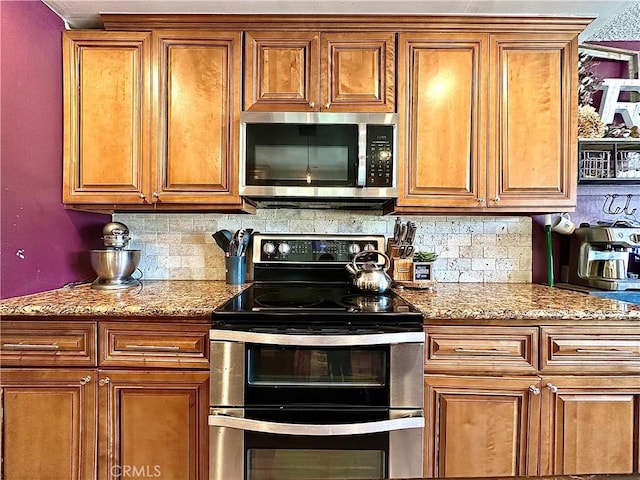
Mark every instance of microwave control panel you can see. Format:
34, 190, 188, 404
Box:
366, 125, 394, 187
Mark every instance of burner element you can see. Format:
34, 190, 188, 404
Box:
254, 291, 324, 309
338, 294, 394, 312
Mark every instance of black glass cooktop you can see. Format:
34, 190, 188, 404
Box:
213, 283, 424, 329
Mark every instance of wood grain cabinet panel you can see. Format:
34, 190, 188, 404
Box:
425, 326, 537, 373
424, 375, 540, 478
540, 376, 640, 475
541, 326, 640, 373
487, 34, 577, 209
395, 30, 579, 213
244, 31, 394, 112
99, 322, 209, 368
153, 31, 242, 204
397, 33, 487, 209
0, 321, 97, 367
97, 370, 209, 480
63, 31, 151, 205
0, 369, 97, 480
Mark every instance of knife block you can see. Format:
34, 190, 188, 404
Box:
387, 239, 413, 281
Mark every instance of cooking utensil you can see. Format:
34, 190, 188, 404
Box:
346, 251, 392, 293
393, 217, 402, 243
212, 230, 231, 255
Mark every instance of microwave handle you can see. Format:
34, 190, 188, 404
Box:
209, 330, 424, 346
209, 412, 424, 436
356, 123, 367, 186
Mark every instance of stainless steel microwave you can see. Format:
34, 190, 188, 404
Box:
240, 112, 398, 201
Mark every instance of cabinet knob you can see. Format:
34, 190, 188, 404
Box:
79, 375, 91, 385
492, 196, 500, 202
139, 193, 146, 200
98, 377, 110, 386
152, 192, 160, 199
308, 102, 315, 109
546, 383, 558, 393
528, 385, 541, 395
324, 103, 330, 109
477, 198, 485, 204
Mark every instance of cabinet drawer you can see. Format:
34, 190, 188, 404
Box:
540, 326, 640, 373
100, 322, 209, 368
0, 321, 97, 366
425, 326, 538, 373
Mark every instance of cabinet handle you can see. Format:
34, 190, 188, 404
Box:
454, 348, 510, 355
152, 192, 160, 198
79, 376, 91, 385
477, 198, 485, 204
3, 343, 59, 350
98, 377, 110, 386
528, 385, 541, 395
492, 196, 500, 202
124, 344, 180, 351
546, 383, 558, 393
308, 102, 315, 109
139, 193, 146, 200
576, 348, 635, 354
324, 103, 330, 109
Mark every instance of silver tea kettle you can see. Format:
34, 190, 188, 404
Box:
346, 251, 392, 293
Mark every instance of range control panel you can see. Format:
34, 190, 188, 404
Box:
252, 234, 386, 264
365, 125, 394, 187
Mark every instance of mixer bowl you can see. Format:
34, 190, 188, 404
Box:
90, 250, 140, 289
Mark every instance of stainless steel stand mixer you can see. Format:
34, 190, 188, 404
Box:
90, 222, 141, 290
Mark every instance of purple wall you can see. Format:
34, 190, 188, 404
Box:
1, 0, 108, 299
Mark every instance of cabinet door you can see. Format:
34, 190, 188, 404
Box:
244, 31, 319, 111
424, 375, 540, 478
1, 369, 96, 480
396, 34, 488, 209
540, 376, 640, 475
153, 31, 242, 204
320, 32, 395, 112
97, 370, 209, 480
487, 34, 578, 209
63, 31, 151, 205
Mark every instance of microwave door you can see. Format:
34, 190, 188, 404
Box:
244, 123, 358, 188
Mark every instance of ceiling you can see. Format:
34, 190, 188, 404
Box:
42, 0, 637, 40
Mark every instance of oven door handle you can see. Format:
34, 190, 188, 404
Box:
208, 412, 424, 436
209, 330, 424, 346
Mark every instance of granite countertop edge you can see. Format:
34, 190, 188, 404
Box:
1, 280, 639, 322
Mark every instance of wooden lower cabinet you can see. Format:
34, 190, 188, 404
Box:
0, 369, 97, 480
423, 375, 541, 478
540, 376, 640, 475
97, 370, 209, 480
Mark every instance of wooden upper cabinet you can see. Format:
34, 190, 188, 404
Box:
153, 31, 242, 204
488, 34, 578, 209
397, 33, 487, 209
244, 31, 395, 112
395, 30, 579, 213
63, 31, 151, 205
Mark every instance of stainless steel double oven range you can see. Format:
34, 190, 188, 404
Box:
209, 233, 425, 480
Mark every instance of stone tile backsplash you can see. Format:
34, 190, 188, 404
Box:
114, 211, 532, 283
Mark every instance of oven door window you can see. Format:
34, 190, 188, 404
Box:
246, 345, 388, 407
245, 123, 358, 186
246, 432, 386, 480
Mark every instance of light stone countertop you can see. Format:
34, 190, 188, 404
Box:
0, 280, 247, 319
1, 281, 638, 324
